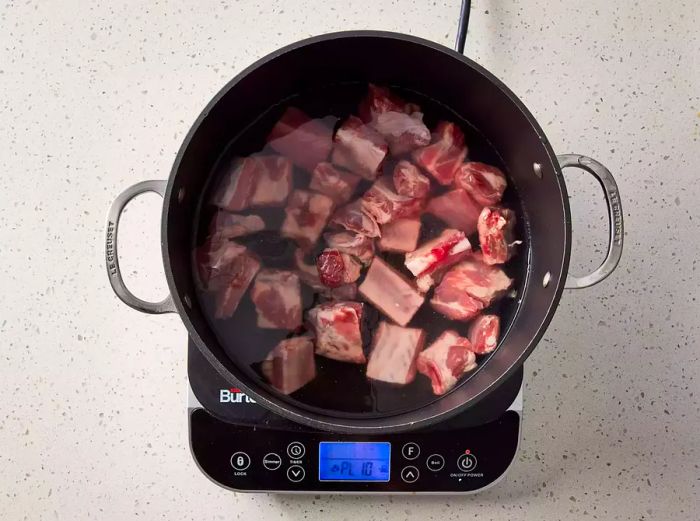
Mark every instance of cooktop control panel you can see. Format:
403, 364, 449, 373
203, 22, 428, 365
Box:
189, 408, 520, 493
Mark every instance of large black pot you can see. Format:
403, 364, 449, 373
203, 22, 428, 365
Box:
105, 31, 623, 433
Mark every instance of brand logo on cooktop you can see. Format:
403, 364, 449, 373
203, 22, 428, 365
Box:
219, 388, 256, 404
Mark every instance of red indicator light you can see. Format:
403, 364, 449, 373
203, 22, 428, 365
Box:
465, 449, 471, 455
231, 388, 242, 393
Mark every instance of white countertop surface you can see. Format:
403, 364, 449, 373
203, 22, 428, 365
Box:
1, 0, 698, 519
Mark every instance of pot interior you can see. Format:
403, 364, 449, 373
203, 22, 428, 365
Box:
164, 32, 569, 431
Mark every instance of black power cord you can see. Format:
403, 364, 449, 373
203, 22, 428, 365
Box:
455, 0, 472, 54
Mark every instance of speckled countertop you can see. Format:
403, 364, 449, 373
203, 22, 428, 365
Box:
1, 0, 698, 519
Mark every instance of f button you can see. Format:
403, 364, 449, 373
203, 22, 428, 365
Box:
402, 442, 420, 460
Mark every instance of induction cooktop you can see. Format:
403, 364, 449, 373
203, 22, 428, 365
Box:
187, 338, 523, 494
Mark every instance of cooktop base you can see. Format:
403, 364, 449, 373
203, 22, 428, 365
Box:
187, 339, 523, 494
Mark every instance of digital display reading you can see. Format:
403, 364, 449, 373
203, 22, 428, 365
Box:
318, 442, 391, 482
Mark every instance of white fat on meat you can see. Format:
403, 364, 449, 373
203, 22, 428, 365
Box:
358, 257, 424, 326
366, 322, 426, 385
416, 331, 477, 395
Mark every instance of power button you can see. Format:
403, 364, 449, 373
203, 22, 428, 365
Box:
457, 453, 478, 472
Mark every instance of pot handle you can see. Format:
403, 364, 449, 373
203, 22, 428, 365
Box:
105, 180, 177, 314
558, 154, 624, 289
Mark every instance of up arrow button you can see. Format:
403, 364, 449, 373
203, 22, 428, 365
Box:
401, 466, 419, 483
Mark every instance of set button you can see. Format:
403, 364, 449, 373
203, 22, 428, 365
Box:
401, 442, 420, 460
230, 451, 251, 471
287, 441, 305, 459
457, 453, 478, 472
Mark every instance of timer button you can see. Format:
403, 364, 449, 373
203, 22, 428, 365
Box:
287, 465, 305, 482
426, 454, 445, 472
401, 442, 420, 460
263, 452, 282, 471
457, 453, 478, 472
230, 451, 251, 471
401, 466, 420, 483
287, 442, 306, 459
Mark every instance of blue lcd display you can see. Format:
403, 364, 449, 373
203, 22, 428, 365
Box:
318, 442, 391, 482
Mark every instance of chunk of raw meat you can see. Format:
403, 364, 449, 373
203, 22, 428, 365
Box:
404, 229, 471, 277
430, 259, 513, 320
250, 269, 302, 329
468, 315, 500, 354
307, 302, 365, 364
261, 336, 316, 395
477, 207, 518, 265
393, 160, 430, 199
249, 155, 293, 207
358, 257, 424, 326
316, 249, 362, 288
309, 162, 362, 204
331, 116, 388, 180
413, 122, 467, 185
196, 238, 247, 290
281, 189, 335, 248
378, 218, 421, 253
358, 84, 414, 123
372, 110, 431, 155
324, 231, 375, 265
414, 248, 471, 294
361, 177, 424, 224
212, 247, 261, 319
366, 322, 426, 385
330, 200, 381, 238
209, 212, 265, 240
294, 249, 359, 300
210, 157, 258, 211
454, 162, 508, 206
426, 188, 483, 234
416, 331, 477, 395
267, 107, 333, 172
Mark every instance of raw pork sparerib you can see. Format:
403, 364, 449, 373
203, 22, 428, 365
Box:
454, 161, 507, 206
393, 160, 430, 199
281, 189, 335, 249
478, 206, 518, 265
366, 322, 426, 385
426, 188, 483, 235
358, 257, 424, 327
310, 162, 362, 204
308, 301, 365, 364
378, 218, 422, 253
431, 258, 512, 321
250, 269, 302, 329
416, 331, 477, 395
267, 107, 333, 172
413, 121, 467, 185
316, 249, 362, 288
209, 212, 265, 240
331, 115, 388, 180
262, 336, 316, 394
468, 315, 500, 354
